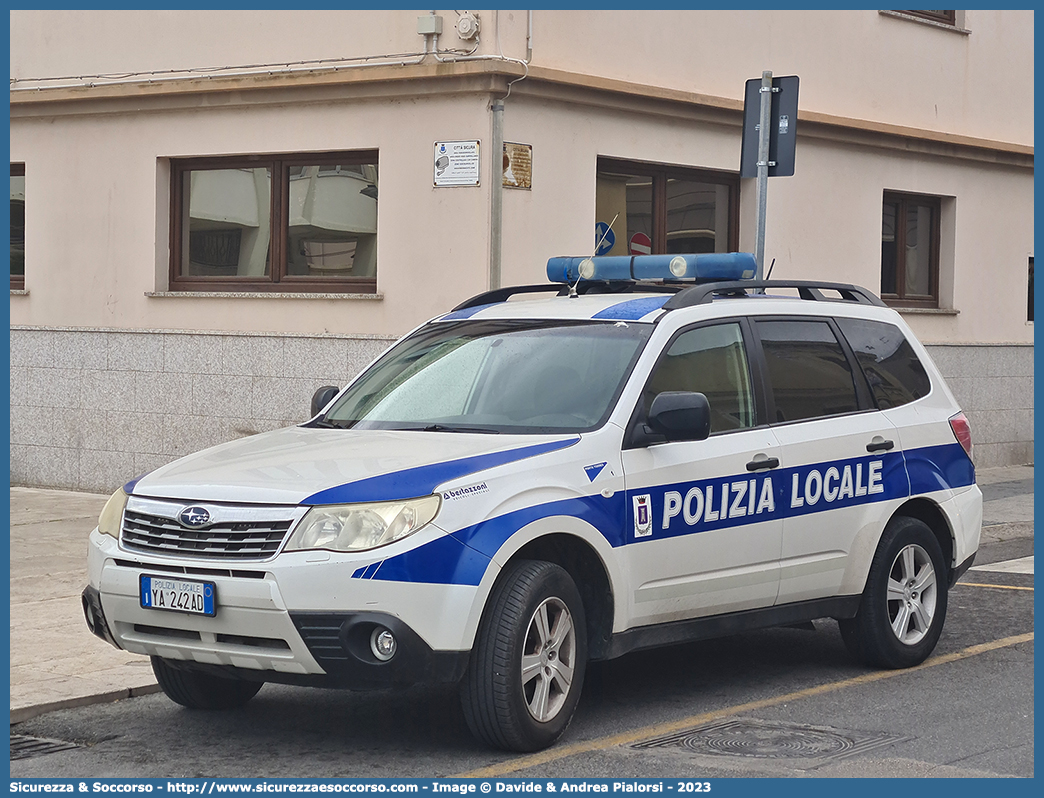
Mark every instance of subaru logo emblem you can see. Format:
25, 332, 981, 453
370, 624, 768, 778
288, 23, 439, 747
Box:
178, 506, 211, 528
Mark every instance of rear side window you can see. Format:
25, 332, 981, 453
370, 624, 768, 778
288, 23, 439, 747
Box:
757, 319, 859, 423
836, 318, 931, 409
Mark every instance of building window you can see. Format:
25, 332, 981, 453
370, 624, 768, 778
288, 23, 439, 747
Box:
11, 163, 25, 290
881, 191, 940, 307
595, 158, 738, 257
171, 152, 378, 292
899, 10, 957, 26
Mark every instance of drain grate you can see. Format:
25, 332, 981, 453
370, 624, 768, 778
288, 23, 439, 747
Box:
10, 733, 81, 761
633, 718, 907, 764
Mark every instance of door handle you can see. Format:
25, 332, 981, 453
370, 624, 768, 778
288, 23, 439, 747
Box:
746, 455, 780, 471
866, 438, 895, 453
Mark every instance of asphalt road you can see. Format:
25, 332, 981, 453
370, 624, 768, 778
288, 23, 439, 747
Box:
10, 537, 1032, 780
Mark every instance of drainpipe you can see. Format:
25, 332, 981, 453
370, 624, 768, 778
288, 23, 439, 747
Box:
489, 97, 505, 290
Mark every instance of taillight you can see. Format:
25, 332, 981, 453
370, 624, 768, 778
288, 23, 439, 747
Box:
949, 412, 973, 459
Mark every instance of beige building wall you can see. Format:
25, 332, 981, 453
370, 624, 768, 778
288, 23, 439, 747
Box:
9, 9, 1034, 489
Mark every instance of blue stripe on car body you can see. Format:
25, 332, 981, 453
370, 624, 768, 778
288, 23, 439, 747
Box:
904, 442, 976, 494
301, 438, 580, 505
367, 443, 973, 586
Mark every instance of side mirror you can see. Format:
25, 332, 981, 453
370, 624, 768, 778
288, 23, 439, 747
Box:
311, 385, 340, 418
646, 391, 711, 442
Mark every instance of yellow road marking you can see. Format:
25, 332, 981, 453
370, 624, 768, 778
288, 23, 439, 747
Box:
958, 582, 1034, 591
456, 631, 1034, 778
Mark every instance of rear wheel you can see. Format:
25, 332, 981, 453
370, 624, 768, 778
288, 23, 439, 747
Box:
151, 657, 262, 709
839, 516, 948, 669
461, 560, 587, 751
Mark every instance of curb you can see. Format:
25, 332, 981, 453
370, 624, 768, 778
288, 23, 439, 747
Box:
11, 684, 162, 725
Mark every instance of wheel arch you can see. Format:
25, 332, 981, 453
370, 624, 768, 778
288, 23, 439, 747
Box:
892, 497, 954, 577
507, 533, 615, 661
460, 514, 622, 662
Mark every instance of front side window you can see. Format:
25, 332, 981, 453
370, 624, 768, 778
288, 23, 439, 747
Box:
595, 158, 737, 257
881, 191, 940, 307
11, 163, 25, 289
643, 322, 755, 434
321, 320, 652, 434
836, 318, 931, 409
757, 319, 859, 423
171, 153, 378, 292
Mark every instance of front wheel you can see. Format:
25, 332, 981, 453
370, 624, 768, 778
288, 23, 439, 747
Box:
151, 657, 262, 710
461, 560, 587, 752
839, 516, 948, 669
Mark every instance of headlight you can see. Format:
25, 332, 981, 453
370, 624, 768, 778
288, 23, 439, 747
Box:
98, 487, 129, 539
285, 494, 441, 553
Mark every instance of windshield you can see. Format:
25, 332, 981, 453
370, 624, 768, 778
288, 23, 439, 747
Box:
321, 319, 652, 433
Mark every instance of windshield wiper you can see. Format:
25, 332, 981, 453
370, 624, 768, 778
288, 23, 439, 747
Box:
393, 424, 501, 434
310, 418, 353, 429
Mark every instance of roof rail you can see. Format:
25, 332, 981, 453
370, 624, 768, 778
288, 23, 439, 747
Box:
451, 284, 562, 311
451, 280, 681, 312
661, 279, 886, 311
451, 278, 884, 314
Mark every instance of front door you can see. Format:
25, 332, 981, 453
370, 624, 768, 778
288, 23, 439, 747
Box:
621, 320, 783, 628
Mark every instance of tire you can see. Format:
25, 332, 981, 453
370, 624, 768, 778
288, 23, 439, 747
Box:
151, 656, 262, 710
461, 560, 587, 752
839, 516, 948, 669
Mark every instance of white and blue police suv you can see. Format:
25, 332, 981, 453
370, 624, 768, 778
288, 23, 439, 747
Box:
84, 253, 982, 752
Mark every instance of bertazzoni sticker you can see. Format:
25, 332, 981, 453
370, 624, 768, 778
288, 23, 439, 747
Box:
442, 482, 490, 501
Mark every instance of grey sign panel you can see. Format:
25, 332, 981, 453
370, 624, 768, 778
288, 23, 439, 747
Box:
740, 75, 800, 178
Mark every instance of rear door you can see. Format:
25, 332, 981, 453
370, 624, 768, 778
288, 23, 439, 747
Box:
751, 316, 909, 605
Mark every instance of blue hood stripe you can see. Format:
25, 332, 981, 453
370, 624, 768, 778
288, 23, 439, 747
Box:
592, 296, 669, 321
301, 437, 580, 505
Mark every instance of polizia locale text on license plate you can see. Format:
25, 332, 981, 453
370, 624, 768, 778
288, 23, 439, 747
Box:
140, 575, 216, 616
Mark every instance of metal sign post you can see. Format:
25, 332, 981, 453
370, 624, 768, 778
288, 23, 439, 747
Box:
740, 73, 800, 284
754, 71, 773, 282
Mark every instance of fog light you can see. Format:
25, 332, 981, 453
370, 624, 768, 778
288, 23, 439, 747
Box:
370, 627, 397, 661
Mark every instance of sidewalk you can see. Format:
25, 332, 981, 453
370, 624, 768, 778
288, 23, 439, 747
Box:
8, 465, 1034, 724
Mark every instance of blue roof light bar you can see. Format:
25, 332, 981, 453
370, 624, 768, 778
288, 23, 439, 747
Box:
546, 252, 757, 284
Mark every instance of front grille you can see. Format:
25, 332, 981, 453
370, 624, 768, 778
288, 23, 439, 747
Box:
121, 510, 293, 560
114, 559, 267, 579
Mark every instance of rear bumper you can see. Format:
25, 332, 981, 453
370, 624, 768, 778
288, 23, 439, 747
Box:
950, 552, 976, 588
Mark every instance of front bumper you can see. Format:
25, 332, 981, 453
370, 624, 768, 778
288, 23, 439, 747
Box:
86, 528, 481, 688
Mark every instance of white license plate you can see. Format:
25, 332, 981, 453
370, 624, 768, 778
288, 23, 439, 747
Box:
139, 575, 216, 617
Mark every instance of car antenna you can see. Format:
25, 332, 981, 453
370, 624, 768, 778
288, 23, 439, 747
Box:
765, 257, 776, 280
571, 213, 619, 298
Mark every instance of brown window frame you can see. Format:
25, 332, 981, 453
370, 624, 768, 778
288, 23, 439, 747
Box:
596, 157, 740, 255
11, 162, 25, 290
881, 191, 941, 309
170, 151, 378, 293
899, 10, 957, 26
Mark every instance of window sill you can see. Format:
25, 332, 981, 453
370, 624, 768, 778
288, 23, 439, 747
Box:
10, 288, 28, 295
892, 306, 959, 316
878, 11, 970, 35
146, 291, 383, 300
